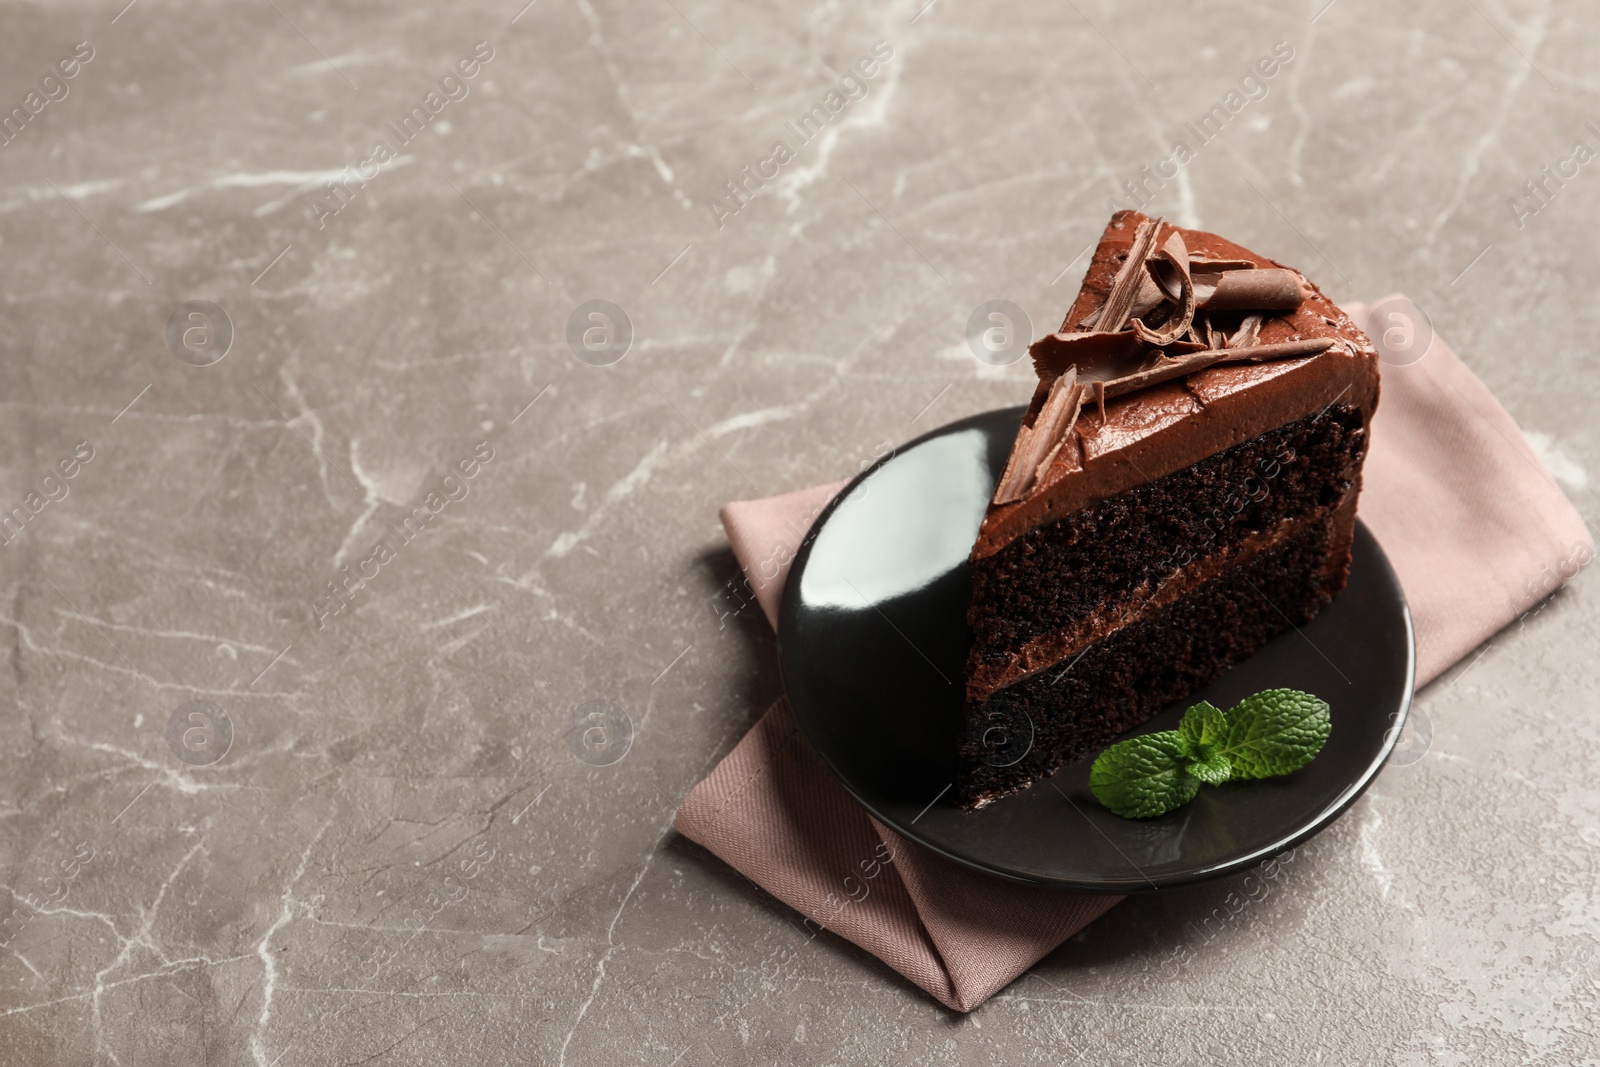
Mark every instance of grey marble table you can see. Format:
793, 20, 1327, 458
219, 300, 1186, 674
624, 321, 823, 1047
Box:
2, 0, 1597, 1063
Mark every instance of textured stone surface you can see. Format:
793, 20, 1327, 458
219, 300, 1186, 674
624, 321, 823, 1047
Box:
1, 0, 1597, 1063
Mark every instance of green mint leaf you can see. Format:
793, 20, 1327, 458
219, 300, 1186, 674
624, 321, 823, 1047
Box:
1177, 700, 1227, 757
1089, 731, 1201, 818
1184, 751, 1232, 785
1213, 689, 1331, 780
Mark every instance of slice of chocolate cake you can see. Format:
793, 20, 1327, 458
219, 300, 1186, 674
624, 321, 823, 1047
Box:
957, 210, 1379, 808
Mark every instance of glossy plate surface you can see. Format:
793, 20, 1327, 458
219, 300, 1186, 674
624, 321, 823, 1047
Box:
778, 406, 1414, 892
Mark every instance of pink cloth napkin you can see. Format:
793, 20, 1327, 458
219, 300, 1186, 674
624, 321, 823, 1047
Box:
674, 297, 1592, 1011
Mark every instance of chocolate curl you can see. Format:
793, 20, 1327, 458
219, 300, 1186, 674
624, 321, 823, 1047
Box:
1194, 268, 1309, 311
1130, 231, 1196, 347
992, 367, 1085, 505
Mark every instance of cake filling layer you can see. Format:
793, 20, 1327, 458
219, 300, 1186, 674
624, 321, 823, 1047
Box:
967, 403, 1366, 700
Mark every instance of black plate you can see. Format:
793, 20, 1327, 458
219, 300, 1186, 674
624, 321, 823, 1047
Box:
778, 406, 1414, 893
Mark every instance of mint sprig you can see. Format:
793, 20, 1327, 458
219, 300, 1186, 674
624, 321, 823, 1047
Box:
1088, 689, 1331, 818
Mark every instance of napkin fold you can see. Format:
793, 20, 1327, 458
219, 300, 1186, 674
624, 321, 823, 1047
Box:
675, 297, 1592, 1011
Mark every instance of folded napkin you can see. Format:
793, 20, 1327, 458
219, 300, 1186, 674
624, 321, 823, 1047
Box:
674, 297, 1592, 1011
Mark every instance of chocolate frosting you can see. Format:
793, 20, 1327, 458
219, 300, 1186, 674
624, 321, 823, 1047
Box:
971, 211, 1380, 561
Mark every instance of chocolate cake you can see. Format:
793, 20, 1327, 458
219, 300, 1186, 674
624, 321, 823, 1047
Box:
957, 210, 1379, 808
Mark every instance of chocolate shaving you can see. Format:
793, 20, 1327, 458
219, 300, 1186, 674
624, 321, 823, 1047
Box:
1081, 215, 1163, 332
1031, 330, 1206, 384
1147, 235, 1187, 302
992, 367, 1085, 505
1186, 255, 1257, 272
1130, 232, 1196, 347
1195, 268, 1308, 311
991, 427, 1034, 506
1125, 272, 1168, 323
1100, 337, 1334, 400
1227, 313, 1263, 349
1026, 370, 1086, 490
1031, 422, 1076, 493
1029, 329, 1149, 384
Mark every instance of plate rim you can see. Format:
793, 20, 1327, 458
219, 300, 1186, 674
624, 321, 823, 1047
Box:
777, 404, 1416, 893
